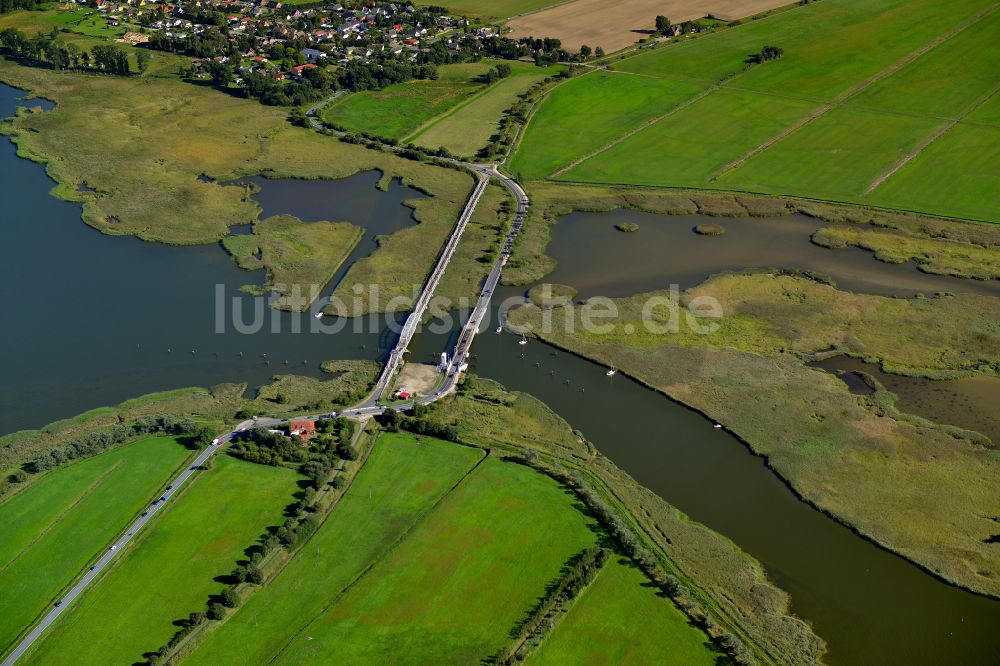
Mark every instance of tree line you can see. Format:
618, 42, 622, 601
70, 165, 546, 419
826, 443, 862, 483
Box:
21, 415, 214, 477
0, 27, 135, 74
0, 0, 43, 14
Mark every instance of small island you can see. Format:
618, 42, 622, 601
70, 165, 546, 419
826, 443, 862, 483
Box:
694, 223, 726, 236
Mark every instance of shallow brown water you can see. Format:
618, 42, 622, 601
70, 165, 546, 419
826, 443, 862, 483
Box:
544, 210, 1000, 299
813, 356, 1000, 446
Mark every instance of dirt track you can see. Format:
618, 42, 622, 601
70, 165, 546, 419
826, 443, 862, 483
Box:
507, 0, 790, 53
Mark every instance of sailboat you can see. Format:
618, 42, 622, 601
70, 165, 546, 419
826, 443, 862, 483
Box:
518, 334, 528, 346
606, 365, 616, 377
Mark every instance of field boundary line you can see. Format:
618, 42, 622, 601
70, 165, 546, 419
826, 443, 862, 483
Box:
167, 428, 375, 662
864, 80, 1000, 194
263, 448, 491, 665
0, 461, 124, 577
548, 85, 717, 179
709, 1, 1000, 181
402, 77, 505, 145
503, 67, 597, 168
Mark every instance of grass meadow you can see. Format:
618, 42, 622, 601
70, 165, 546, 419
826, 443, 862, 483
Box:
512, 0, 1000, 222
273, 455, 600, 664
184, 432, 485, 664
23, 455, 299, 666
0, 437, 189, 653
411, 62, 561, 157
564, 88, 818, 186
529, 556, 720, 665
321, 62, 497, 141
508, 72, 704, 180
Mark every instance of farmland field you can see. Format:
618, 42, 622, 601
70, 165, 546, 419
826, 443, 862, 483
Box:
563, 88, 818, 186
506, 0, 792, 53
321, 62, 498, 141
0, 437, 190, 653
275, 455, 599, 664
183, 432, 485, 664
529, 557, 720, 665
508, 72, 703, 180
410, 62, 562, 158
415, 0, 561, 20
23, 455, 299, 665
513, 0, 1000, 222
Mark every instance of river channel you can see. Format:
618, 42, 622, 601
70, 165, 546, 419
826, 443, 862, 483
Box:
2, 82, 999, 665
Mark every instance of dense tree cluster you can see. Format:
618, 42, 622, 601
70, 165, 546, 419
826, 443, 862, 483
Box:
747, 44, 784, 64
0, 0, 43, 14
27, 415, 207, 474
228, 427, 308, 466
377, 408, 459, 442
0, 27, 130, 74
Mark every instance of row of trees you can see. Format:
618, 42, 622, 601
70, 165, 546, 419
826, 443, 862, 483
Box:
377, 407, 459, 442
0, 27, 136, 74
495, 547, 610, 663
25, 415, 213, 475
0, 0, 42, 14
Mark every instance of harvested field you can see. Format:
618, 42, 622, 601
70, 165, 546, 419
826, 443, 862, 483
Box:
506, 0, 791, 53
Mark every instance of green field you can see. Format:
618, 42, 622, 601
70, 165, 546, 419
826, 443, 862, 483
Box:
322, 62, 499, 141
530, 557, 719, 665
717, 108, 946, 198
411, 62, 561, 157
508, 72, 704, 180
275, 455, 599, 663
564, 89, 818, 186
184, 432, 485, 664
511, 0, 1000, 222
24, 455, 298, 665
0, 437, 190, 653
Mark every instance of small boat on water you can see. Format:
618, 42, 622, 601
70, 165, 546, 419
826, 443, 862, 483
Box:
496, 325, 503, 333
314, 311, 324, 319
713, 423, 723, 429
518, 334, 528, 346
606, 366, 617, 377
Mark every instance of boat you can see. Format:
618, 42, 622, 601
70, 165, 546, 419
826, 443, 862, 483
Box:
518, 334, 528, 346
606, 366, 616, 377
495, 325, 502, 333
314, 311, 324, 319
713, 423, 723, 429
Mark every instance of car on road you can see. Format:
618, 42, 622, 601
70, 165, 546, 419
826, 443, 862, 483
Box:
54, 601, 62, 607
160, 495, 167, 501
142, 511, 148, 516
110, 545, 117, 551
166, 484, 173, 490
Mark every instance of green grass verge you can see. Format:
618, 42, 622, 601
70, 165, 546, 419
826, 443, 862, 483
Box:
23, 455, 299, 665
183, 432, 484, 664
0, 437, 190, 653
529, 556, 720, 665
275, 455, 600, 664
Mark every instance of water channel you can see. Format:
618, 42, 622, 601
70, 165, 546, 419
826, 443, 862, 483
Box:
2, 82, 999, 665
